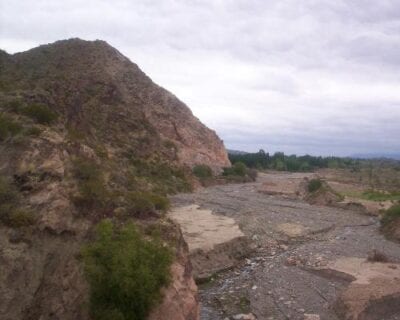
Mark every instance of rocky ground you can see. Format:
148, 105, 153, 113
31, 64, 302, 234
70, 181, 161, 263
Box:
170, 172, 400, 320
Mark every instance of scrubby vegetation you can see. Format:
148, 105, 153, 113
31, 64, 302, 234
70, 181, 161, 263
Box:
126, 191, 170, 216
0, 176, 36, 227
381, 204, 400, 227
193, 164, 213, 179
308, 178, 323, 193
82, 220, 172, 320
21, 103, 58, 124
222, 162, 258, 182
361, 190, 400, 202
128, 157, 192, 195
0, 113, 23, 141
72, 157, 111, 209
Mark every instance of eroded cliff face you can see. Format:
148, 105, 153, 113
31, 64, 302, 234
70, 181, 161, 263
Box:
0, 39, 219, 320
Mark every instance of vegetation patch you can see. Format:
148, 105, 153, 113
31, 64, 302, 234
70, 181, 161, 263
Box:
22, 103, 58, 124
222, 162, 258, 183
193, 164, 213, 179
308, 178, 323, 193
0, 113, 23, 141
72, 158, 111, 209
381, 204, 400, 227
126, 191, 170, 217
361, 190, 400, 202
0, 175, 36, 227
25, 126, 42, 136
129, 157, 191, 194
82, 220, 172, 320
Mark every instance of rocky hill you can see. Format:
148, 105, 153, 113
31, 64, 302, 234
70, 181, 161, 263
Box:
0, 39, 229, 320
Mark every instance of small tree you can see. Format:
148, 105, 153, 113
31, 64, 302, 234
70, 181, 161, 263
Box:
82, 220, 172, 320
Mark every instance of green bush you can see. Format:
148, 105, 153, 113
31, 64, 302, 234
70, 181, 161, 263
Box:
82, 220, 172, 320
25, 126, 42, 136
381, 204, 400, 227
308, 178, 323, 193
223, 162, 247, 177
129, 157, 191, 194
0, 176, 35, 227
6, 209, 36, 227
0, 176, 19, 223
0, 113, 23, 141
72, 158, 110, 208
4, 98, 24, 113
126, 191, 170, 215
22, 104, 58, 124
193, 164, 213, 179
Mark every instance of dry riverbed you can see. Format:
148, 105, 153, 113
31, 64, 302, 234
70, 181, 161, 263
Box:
170, 172, 400, 320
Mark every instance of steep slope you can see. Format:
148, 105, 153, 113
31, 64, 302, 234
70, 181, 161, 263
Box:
0, 38, 230, 170
0, 39, 229, 320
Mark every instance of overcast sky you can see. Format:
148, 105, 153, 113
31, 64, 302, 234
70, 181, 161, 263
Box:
1, 0, 400, 156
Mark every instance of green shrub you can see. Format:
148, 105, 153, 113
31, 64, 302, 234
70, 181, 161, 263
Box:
223, 162, 247, 177
72, 158, 110, 208
5, 98, 24, 113
82, 220, 172, 320
0, 176, 35, 227
381, 204, 400, 226
233, 162, 247, 176
129, 157, 191, 194
22, 104, 58, 124
126, 191, 170, 215
0, 113, 23, 141
308, 178, 323, 193
25, 126, 42, 136
193, 164, 213, 179
6, 209, 36, 227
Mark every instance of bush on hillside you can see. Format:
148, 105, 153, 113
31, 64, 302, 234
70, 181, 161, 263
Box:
192, 164, 213, 179
22, 104, 58, 124
0, 113, 23, 141
82, 220, 172, 320
72, 158, 110, 209
0, 175, 36, 227
126, 191, 170, 216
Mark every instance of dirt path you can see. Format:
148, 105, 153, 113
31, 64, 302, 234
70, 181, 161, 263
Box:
171, 173, 400, 320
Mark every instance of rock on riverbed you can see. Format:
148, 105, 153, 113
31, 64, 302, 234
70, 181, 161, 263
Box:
169, 205, 252, 281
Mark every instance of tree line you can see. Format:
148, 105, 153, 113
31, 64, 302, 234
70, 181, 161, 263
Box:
228, 150, 360, 172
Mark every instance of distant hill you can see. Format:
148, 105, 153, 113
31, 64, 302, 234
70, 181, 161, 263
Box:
351, 153, 400, 160
227, 149, 249, 155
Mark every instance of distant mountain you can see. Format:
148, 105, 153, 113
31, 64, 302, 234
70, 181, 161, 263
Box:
351, 153, 400, 160
227, 149, 249, 155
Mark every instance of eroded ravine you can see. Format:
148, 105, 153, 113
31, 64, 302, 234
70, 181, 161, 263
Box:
170, 173, 400, 320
